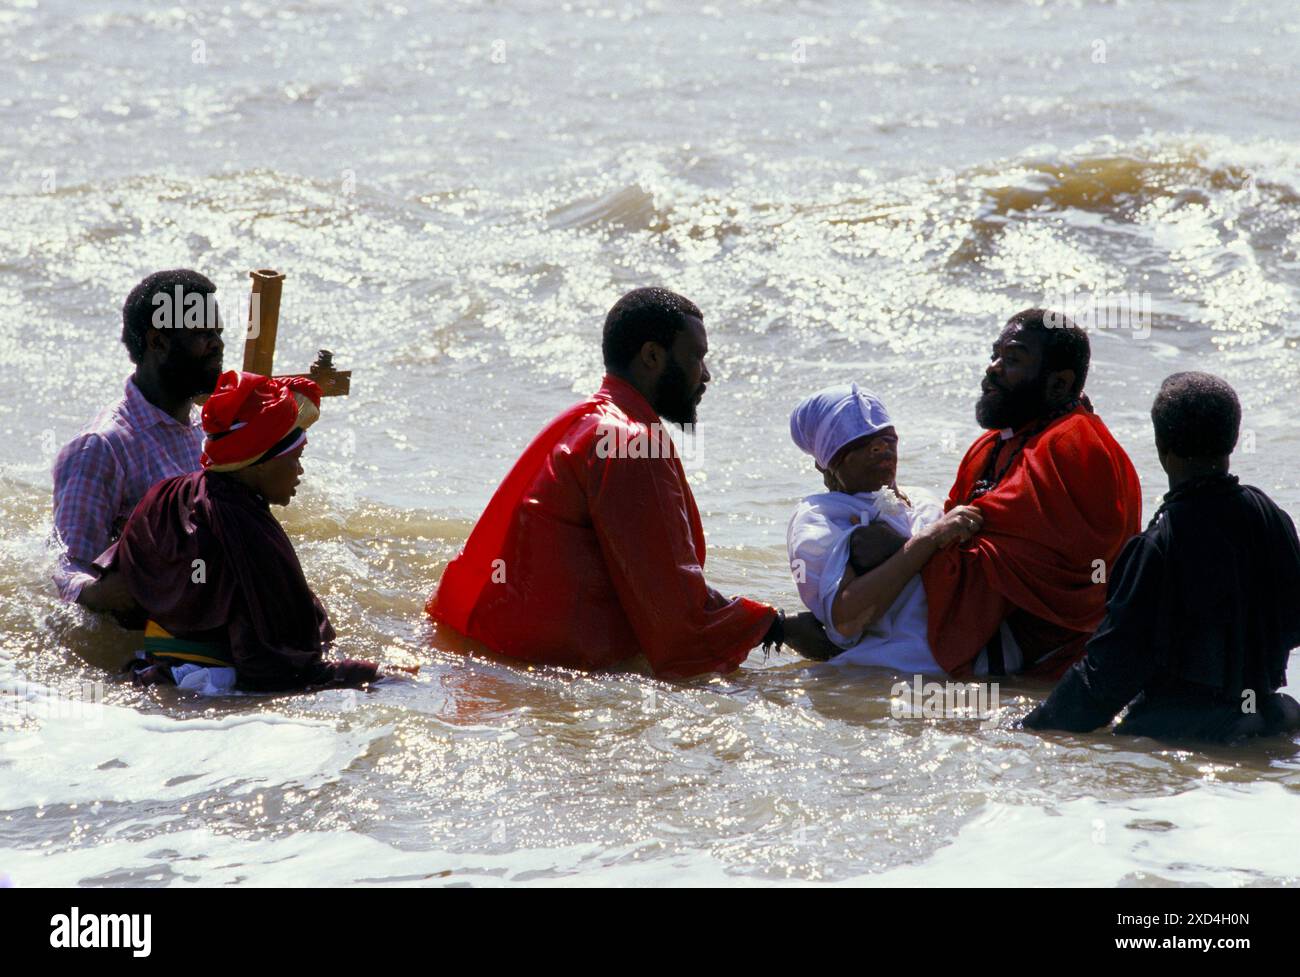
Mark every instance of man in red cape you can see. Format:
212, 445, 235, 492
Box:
921, 308, 1143, 679
428, 287, 832, 677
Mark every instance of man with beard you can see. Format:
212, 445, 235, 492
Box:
428, 287, 833, 676
919, 308, 1142, 678
52, 269, 224, 611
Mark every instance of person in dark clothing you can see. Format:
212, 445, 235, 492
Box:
96, 370, 384, 694
1022, 371, 1300, 743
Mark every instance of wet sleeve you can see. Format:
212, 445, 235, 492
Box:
1023, 534, 1164, 732
51, 433, 125, 602
226, 595, 337, 691
1269, 503, 1300, 651
786, 503, 848, 628
588, 451, 776, 679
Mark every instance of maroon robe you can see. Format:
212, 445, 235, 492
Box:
97, 470, 375, 691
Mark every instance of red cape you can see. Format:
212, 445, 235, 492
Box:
921, 405, 1142, 678
428, 375, 775, 678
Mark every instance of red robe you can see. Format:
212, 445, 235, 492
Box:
428, 375, 776, 677
921, 405, 1142, 679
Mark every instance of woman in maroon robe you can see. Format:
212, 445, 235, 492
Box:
97, 370, 380, 692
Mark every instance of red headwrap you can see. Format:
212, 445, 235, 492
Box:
201, 371, 322, 471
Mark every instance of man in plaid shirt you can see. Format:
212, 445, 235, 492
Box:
52, 269, 225, 611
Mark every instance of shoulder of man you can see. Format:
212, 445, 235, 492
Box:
577, 402, 680, 464
1124, 517, 1167, 562
81, 387, 137, 436
54, 387, 138, 464
1239, 483, 1296, 522
1094, 527, 1168, 614
53, 428, 124, 481
1228, 484, 1300, 564
1033, 406, 1127, 464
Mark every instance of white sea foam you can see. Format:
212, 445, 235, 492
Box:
0, 689, 386, 810
868, 783, 1300, 888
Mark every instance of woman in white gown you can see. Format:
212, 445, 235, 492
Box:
786, 383, 984, 672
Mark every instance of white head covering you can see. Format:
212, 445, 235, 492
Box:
789, 382, 893, 470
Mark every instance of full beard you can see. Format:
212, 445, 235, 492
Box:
654, 358, 701, 427
160, 347, 222, 402
975, 374, 1049, 431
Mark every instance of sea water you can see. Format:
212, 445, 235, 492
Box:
1, 0, 1297, 886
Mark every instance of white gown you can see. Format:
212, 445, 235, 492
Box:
786, 486, 945, 674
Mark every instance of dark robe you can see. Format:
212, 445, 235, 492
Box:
97, 470, 376, 691
1023, 474, 1300, 742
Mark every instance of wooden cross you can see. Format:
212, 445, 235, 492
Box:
244, 269, 351, 396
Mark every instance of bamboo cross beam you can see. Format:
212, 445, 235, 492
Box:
243, 268, 351, 396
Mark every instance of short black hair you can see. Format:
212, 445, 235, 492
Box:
602, 287, 702, 373
1007, 307, 1090, 395
121, 269, 217, 364
1151, 371, 1240, 459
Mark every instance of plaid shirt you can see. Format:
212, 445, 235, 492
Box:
51, 377, 203, 602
